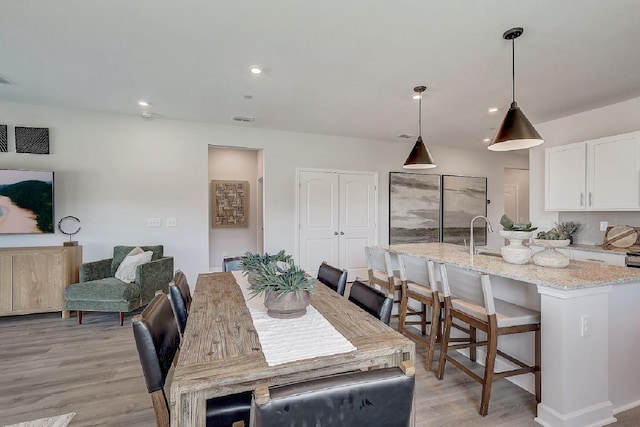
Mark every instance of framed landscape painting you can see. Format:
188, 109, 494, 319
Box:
389, 172, 440, 244
442, 175, 487, 245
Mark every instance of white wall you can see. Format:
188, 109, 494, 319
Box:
208, 147, 260, 270
0, 101, 528, 283
529, 96, 640, 229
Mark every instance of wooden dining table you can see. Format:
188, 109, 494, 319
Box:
169, 271, 416, 426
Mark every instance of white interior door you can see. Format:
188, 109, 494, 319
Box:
504, 183, 519, 222
339, 173, 377, 280
298, 171, 340, 276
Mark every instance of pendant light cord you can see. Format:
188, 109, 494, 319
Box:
511, 38, 516, 104
418, 92, 422, 137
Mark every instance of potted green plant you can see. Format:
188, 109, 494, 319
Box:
248, 260, 315, 319
555, 221, 581, 244
241, 250, 293, 285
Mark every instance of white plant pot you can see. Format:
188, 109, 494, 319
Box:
531, 239, 571, 268
499, 230, 534, 265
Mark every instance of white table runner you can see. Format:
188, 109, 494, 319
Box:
232, 271, 356, 366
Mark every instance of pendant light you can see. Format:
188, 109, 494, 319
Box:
488, 27, 544, 151
403, 86, 436, 169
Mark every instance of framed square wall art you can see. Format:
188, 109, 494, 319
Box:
15, 127, 50, 154
0, 125, 7, 152
442, 175, 487, 245
211, 180, 249, 228
389, 172, 440, 244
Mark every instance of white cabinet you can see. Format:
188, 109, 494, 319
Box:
570, 249, 626, 266
587, 133, 640, 210
545, 142, 586, 210
545, 130, 640, 211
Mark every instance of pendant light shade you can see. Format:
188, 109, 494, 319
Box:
488, 27, 544, 151
404, 86, 436, 169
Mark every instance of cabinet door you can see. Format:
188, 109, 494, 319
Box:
12, 253, 64, 311
545, 142, 586, 210
570, 249, 626, 266
587, 133, 640, 210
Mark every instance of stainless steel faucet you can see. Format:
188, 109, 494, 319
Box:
470, 215, 493, 255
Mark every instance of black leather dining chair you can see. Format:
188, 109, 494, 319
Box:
168, 270, 192, 338
223, 256, 245, 272
132, 291, 251, 427
348, 279, 394, 324
253, 360, 415, 427
316, 261, 348, 296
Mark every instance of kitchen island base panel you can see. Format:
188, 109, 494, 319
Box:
535, 401, 615, 427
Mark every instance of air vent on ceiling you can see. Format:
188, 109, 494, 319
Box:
0, 74, 16, 85
232, 115, 254, 123
398, 134, 414, 139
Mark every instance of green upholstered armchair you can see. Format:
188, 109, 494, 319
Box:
64, 245, 174, 326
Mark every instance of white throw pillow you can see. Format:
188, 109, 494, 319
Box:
115, 250, 153, 283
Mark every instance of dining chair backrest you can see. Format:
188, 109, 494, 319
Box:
397, 254, 436, 290
253, 361, 415, 427
365, 247, 393, 278
317, 261, 348, 296
439, 263, 495, 315
223, 256, 244, 272
348, 279, 393, 324
132, 291, 180, 424
168, 272, 192, 336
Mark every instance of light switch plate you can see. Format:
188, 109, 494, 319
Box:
147, 218, 161, 227
600, 221, 608, 231
166, 217, 177, 227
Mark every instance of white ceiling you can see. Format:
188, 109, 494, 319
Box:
1, 0, 640, 150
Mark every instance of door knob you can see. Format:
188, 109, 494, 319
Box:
334, 231, 338, 235
340, 231, 344, 235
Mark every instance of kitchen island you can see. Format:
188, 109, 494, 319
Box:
386, 243, 640, 427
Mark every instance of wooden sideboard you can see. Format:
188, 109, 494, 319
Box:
0, 246, 82, 318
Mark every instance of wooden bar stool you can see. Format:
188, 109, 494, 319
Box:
397, 254, 441, 370
365, 247, 424, 329
436, 262, 541, 416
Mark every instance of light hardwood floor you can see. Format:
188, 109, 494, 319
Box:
1, 311, 639, 426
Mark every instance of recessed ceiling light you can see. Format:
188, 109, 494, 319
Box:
483, 138, 491, 143
250, 66, 262, 75
138, 100, 149, 107
141, 111, 152, 118
488, 107, 498, 113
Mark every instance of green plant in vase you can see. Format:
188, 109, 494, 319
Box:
241, 250, 293, 284
248, 259, 315, 319
555, 221, 581, 244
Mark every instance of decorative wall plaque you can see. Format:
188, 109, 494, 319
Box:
0, 125, 7, 152
211, 180, 249, 228
15, 126, 50, 154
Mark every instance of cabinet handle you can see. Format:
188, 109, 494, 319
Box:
580, 193, 584, 207
340, 231, 344, 235
334, 231, 338, 235
589, 192, 593, 206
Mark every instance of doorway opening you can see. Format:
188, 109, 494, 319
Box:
208, 146, 264, 271
504, 168, 530, 224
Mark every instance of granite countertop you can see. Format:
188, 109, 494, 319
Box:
383, 243, 640, 291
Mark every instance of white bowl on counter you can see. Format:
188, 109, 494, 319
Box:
531, 239, 571, 268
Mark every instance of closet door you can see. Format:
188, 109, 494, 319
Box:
298, 169, 377, 279
298, 171, 340, 276
338, 173, 377, 280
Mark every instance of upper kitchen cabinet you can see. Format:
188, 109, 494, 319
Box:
546, 130, 640, 211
